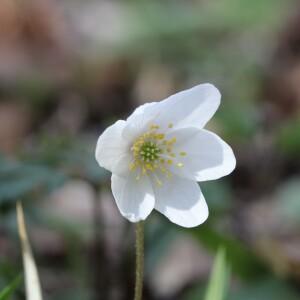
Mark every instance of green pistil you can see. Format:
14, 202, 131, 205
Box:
140, 142, 161, 162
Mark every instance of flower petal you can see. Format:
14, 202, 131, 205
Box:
127, 102, 158, 122
126, 83, 220, 131
166, 128, 236, 181
95, 120, 132, 175
111, 174, 155, 222
123, 102, 159, 141
153, 176, 208, 228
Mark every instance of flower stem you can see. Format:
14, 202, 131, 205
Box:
134, 221, 144, 300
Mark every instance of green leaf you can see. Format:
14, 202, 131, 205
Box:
0, 275, 22, 300
204, 248, 230, 300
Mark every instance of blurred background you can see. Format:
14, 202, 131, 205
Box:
1, 0, 300, 299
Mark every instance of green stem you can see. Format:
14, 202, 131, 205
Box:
134, 221, 144, 300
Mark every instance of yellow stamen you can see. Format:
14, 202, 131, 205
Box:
129, 122, 184, 185
155, 134, 165, 140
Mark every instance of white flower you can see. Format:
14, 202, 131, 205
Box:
95, 83, 236, 227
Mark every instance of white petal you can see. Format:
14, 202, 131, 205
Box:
127, 102, 158, 122
153, 176, 208, 228
95, 120, 132, 175
111, 174, 155, 222
123, 102, 159, 141
166, 128, 236, 181
126, 83, 220, 131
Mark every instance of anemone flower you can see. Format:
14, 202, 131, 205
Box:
95, 83, 236, 228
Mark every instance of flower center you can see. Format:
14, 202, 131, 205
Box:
129, 123, 186, 185
140, 141, 161, 162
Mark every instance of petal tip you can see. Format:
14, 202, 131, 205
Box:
181, 204, 209, 228
203, 82, 221, 103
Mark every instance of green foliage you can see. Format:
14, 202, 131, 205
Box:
145, 218, 178, 275
277, 119, 300, 156
217, 101, 259, 142
204, 248, 229, 300
0, 275, 21, 300
230, 278, 300, 300
276, 177, 300, 225
60, 144, 109, 184
0, 155, 66, 205
190, 225, 266, 280
184, 248, 230, 300
26, 136, 109, 184
126, 0, 291, 45
201, 181, 233, 214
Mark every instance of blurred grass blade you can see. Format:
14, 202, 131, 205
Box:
16, 202, 43, 300
204, 247, 230, 300
0, 275, 22, 300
